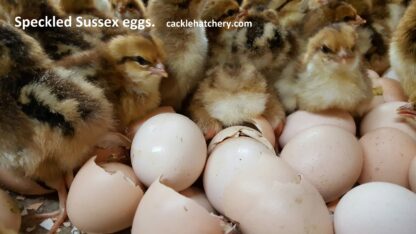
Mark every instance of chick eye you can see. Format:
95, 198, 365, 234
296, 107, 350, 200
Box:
343, 15, 355, 21
119, 56, 151, 66
226, 9, 238, 17
321, 45, 332, 54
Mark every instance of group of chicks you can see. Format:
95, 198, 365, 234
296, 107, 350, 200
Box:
1, 0, 416, 233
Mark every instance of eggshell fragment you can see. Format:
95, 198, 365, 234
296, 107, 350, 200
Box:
132, 180, 223, 234
334, 182, 416, 234
279, 110, 356, 147
223, 156, 333, 234
409, 157, 416, 192
360, 102, 416, 140
0, 189, 21, 233
281, 126, 363, 202
131, 113, 207, 191
0, 168, 52, 195
180, 187, 215, 213
67, 157, 144, 233
204, 127, 276, 213
359, 128, 416, 187
248, 117, 276, 148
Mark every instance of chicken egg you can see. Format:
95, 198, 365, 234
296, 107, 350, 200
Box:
334, 182, 416, 234
359, 128, 416, 187
223, 156, 333, 234
279, 109, 356, 147
204, 126, 276, 213
127, 106, 175, 139
360, 101, 416, 140
67, 157, 144, 233
131, 113, 207, 191
281, 126, 363, 202
0, 189, 20, 233
132, 180, 223, 234
409, 157, 416, 192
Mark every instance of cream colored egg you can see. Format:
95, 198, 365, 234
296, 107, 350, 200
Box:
360, 102, 416, 140
132, 180, 223, 234
281, 126, 363, 202
359, 128, 416, 187
180, 187, 215, 213
204, 127, 276, 214
131, 113, 207, 191
67, 157, 144, 233
334, 182, 416, 234
409, 157, 416, 192
0, 189, 20, 233
279, 110, 356, 147
223, 156, 333, 234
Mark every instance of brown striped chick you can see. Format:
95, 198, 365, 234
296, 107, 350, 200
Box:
110, 0, 147, 20
0, 21, 113, 233
301, 1, 366, 39
58, 34, 168, 129
293, 23, 373, 114
188, 61, 285, 139
0, 0, 100, 60
390, 0, 416, 120
147, 0, 208, 111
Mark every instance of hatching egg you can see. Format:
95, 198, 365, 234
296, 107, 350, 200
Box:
223, 156, 333, 234
204, 126, 276, 214
279, 110, 356, 147
67, 157, 144, 233
131, 113, 207, 191
409, 157, 416, 192
132, 180, 223, 234
359, 128, 416, 187
0, 189, 20, 233
281, 126, 363, 202
334, 182, 416, 234
360, 102, 416, 140
180, 187, 215, 213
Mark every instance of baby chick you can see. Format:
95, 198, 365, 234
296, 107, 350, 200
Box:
289, 23, 373, 113
59, 0, 111, 18
0, 0, 100, 60
390, 0, 416, 118
188, 61, 285, 139
147, 0, 208, 110
0, 21, 113, 233
58, 34, 168, 129
110, 0, 147, 20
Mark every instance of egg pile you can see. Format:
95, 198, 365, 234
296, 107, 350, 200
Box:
61, 70, 416, 234
2, 72, 416, 233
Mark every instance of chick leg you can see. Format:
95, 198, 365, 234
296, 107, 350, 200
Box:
263, 89, 286, 138
188, 96, 223, 140
28, 177, 67, 234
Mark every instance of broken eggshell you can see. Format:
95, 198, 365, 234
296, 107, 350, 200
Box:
0, 189, 21, 233
247, 116, 276, 148
67, 157, 144, 233
223, 156, 333, 234
180, 187, 215, 213
131, 113, 207, 192
132, 179, 223, 234
204, 126, 276, 213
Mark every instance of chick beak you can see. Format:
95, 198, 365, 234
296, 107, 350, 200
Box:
353, 15, 366, 25
237, 9, 249, 20
150, 63, 168, 78
338, 49, 354, 64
